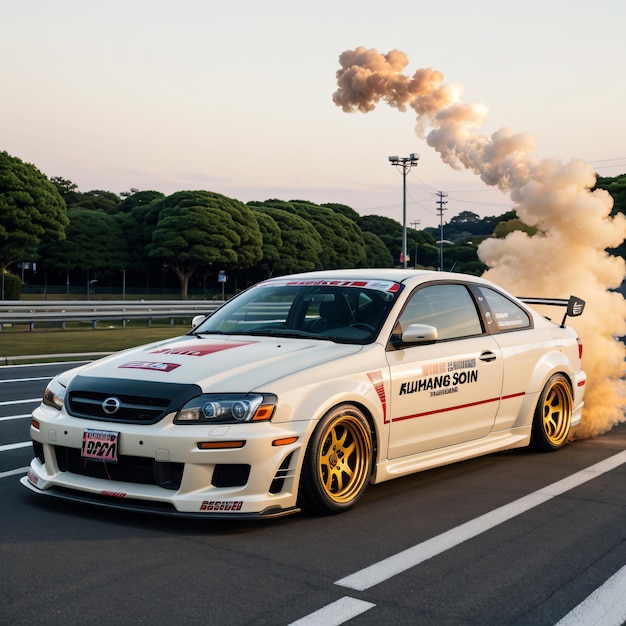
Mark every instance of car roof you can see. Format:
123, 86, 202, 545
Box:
264, 268, 497, 288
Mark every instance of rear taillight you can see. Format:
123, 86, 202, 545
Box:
577, 337, 583, 360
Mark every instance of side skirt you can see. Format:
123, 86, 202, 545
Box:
372, 427, 531, 484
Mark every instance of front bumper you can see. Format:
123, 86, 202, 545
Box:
22, 404, 308, 518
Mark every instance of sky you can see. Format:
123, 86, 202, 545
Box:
2, 0, 625, 229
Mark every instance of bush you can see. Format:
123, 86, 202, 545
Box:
1, 272, 22, 299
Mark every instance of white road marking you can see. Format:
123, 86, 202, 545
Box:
0, 442, 31, 452
336, 450, 626, 590
288, 598, 375, 625
556, 564, 626, 626
0, 414, 30, 421
0, 398, 40, 406
0, 466, 29, 479
0, 376, 51, 384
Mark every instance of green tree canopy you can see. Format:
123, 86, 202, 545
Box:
0, 151, 68, 270
322, 202, 361, 222
250, 208, 283, 277
39, 207, 127, 277
493, 219, 538, 239
359, 214, 403, 263
114, 191, 167, 275
596, 174, 626, 258
71, 189, 121, 213
249, 203, 323, 274
362, 231, 394, 267
149, 191, 263, 298
254, 199, 366, 269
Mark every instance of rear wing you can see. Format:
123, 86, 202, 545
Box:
519, 295, 585, 328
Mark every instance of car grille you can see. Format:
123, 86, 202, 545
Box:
68, 390, 169, 422
65, 375, 201, 424
55, 445, 184, 490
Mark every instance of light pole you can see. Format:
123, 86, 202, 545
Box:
388, 153, 420, 268
410, 220, 421, 269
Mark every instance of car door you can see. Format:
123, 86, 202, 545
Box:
385, 282, 503, 459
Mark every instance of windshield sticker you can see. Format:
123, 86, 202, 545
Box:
262, 279, 401, 293
151, 342, 256, 357
119, 361, 181, 372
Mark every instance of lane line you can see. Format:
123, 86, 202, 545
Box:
288, 598, 375, 626
0, 376, 52, 384
556, 564, 626, 626
0, 466, 28, 479
0, 414, 30, 422
0, 442, 31, 452
0, 398, 40, 406
336, 450, 626, 591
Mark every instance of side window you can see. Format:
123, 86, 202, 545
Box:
478, 287, 531, 331
398, 284, 483, 340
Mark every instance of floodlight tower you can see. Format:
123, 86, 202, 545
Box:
388, 153, 420, 268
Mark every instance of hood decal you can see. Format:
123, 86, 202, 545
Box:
119, 361, 181, 372
150, 341, 257, 357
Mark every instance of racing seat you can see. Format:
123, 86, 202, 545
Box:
313, 297, 353, 332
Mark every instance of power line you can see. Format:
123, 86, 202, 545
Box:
436, 191, 448, 271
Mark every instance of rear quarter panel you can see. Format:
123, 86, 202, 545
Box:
490, 324, 582, 431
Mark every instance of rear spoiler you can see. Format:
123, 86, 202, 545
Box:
519, 295, 585, 328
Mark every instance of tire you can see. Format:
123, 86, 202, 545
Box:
299, 405, 373, 514
530, 373, 573, 452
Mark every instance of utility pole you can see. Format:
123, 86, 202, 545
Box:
410, 220, 421, 269
388, 153, 420, 268
436, 191, 448, 271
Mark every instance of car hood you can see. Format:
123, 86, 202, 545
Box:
71, 334, 365, 392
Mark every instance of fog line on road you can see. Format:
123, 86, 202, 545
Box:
335, 450, 626, 591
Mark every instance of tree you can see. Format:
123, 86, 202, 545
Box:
114, 191, 167, 278
362, 231, 394, 267
72, 189, 121, 213
359, 214, 403, 263
250, 208, 283, 277
148, 191, 263, 298
39, 207, 127, 288
50, 176, 82, 205
249, 203, 323, 274
493, 219, 538, 239
255, 199, 366, 268
0, 151, 68, 271
290, 200, 366, 268
322, 202, 361, 222
596, 174, 626, 258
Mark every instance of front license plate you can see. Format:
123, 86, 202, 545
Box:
81, 429, 119, 463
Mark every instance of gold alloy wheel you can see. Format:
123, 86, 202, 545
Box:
540, 376, 572, 447
317, 413, 372, 504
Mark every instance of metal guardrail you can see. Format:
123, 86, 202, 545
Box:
0, 300, 223, 331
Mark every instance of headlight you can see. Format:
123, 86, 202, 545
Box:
42, 377, 66, 410
174, 393, 277, 424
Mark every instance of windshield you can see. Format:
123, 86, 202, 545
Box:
192, 278, 403, 344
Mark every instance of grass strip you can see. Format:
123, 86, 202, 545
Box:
1, 322, 184, 365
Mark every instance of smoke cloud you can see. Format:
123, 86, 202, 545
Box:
334, 46, 626, 438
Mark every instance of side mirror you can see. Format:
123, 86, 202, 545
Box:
192, 314, 206, 328
403, 323, 438, 344
391, 323, 438, 347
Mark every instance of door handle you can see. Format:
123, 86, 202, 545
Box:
479, 351, 497, 362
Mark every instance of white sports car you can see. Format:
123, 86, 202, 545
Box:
22, 269, 586, 518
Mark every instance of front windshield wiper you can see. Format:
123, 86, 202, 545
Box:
187, 329, 229, 336
241, 328, 334, 340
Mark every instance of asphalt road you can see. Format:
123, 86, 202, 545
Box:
1, 362, 625, 626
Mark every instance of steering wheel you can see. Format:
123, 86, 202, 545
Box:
350, 322, 375, 332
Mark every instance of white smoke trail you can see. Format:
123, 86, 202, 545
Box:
334, 46, 626, 437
